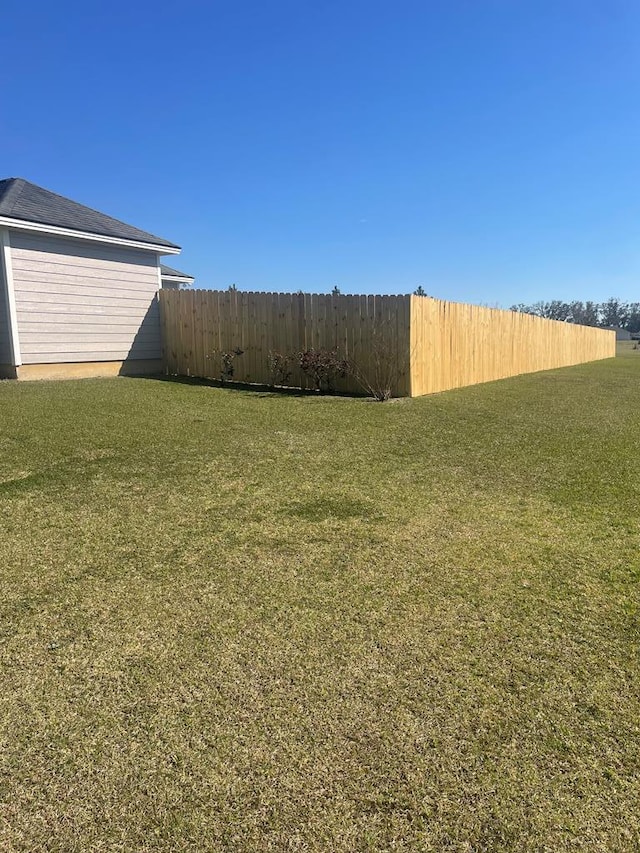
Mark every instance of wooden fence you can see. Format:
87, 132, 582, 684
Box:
159, 289, 615, 397
160, 289, 411, 395
410, 297, 615, 397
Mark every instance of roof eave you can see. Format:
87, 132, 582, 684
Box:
161, 274, 195, 283
0, 215, 181, 255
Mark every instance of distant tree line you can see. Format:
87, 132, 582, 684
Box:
510, 298, 640, 332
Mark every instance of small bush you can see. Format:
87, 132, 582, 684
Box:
299, 348, 348, 393
220, 348, 244, 383
347, 319, 399, 401
267, 352, 293, 388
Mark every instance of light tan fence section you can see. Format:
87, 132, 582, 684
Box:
159, 289, 411, 396
410, 296, 616, 397
160, 289, 615, 397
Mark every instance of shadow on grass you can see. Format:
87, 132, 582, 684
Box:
144, 372, 371, 399
285, 497, 376, 521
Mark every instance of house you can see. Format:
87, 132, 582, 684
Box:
160, 263, 195, 290
0, 178, 194, 380
603, 326, 631, 341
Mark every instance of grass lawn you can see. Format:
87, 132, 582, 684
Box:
1, 349, 639, 852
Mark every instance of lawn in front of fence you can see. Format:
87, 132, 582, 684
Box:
0, 354, 638, 851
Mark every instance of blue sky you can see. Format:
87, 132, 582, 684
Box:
1, 1, 638, 305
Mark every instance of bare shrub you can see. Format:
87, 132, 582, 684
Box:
299, 349, 349, 393
347, 319, 403, 401
207, 347, 243, 383
267, 351, 293, 388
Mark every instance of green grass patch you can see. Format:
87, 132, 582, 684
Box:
1, 354, 639, 851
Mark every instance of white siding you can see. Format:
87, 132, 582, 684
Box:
10, 232, 162, 364
0, 254, 11, 364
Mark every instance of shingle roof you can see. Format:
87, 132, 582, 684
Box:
0, 178, 180, 249
160, 263, 194, 280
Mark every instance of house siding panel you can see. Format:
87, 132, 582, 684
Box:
0, 252, 12, 364
10, 232, 162, 365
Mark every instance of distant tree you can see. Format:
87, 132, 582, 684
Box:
600, 297, 628, 329
331, 285, 341, 296
567, 301, 586, 325
582, 301, 601, 326
510, 297, 640, 330
626, 303, 640, 334
227, 283, 238, 292
414, 285, 427, 296
532, 300, 571, 322
513, 299, 598, 325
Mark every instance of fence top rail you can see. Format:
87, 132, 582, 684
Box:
162, 290, 615, 334
175, 289, 411, 299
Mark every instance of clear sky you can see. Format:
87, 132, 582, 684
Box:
1, 1, 638, 305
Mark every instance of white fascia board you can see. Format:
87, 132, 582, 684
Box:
0, 229, 22, 366
0, 216, 181, 255
161, 274, 195, 284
